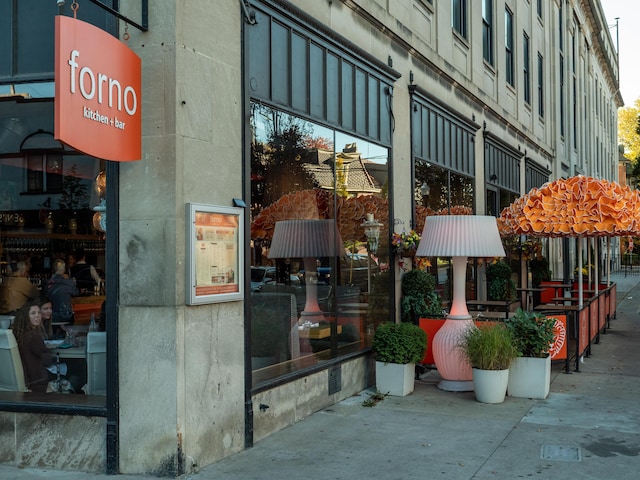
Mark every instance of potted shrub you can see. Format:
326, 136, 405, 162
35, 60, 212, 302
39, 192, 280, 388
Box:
372, 322, 427, 396
504, 308, 557, 399
459, 322, 519, 403
400, 268, 443, 324
486, 260, 516, 303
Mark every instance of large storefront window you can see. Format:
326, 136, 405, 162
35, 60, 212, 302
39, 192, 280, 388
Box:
1, 97, 106, 403
250, 103, 391, 386
414, 162, 474, 304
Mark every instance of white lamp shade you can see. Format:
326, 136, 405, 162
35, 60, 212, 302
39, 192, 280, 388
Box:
268, 219, 345, 259
416, 215, 505, 258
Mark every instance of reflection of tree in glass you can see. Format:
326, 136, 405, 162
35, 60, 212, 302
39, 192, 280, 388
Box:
414, 161, 473, 212
251, 105, 325, 214
58, 164, 89, 211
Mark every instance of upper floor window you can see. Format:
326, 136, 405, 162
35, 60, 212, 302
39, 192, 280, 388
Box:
537, 52, 544, 117
505, 8, 514, 87
537, 0, 543, 20
523, 33, 531, 104
482, 0, 494, 65
452, 0, 468, 39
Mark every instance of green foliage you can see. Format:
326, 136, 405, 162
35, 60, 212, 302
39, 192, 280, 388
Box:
251, 304, 289, 357
401, 268, 435, 296
486, 261, 516, 301
504, 308, 556, 358
529, 257, 551, 287
57, 164, 89, 211
459, 323, 518, 370
400, 269, 443, 322
372, 322, 427, 365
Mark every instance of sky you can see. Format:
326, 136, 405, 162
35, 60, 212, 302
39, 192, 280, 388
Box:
599, 0, 639, 106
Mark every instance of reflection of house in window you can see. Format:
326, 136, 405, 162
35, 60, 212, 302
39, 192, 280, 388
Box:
303, 143, 383, 197
26, 153, 64, 193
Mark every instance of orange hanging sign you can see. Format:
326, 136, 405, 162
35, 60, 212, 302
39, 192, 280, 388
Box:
54, 16, 142, 161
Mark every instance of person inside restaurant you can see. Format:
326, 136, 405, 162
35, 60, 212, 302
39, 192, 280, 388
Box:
38, 296, 54, 340
10, 299, 54, 393
0, 259, 40, 315
70, 248, 102, 294
47, 259, 80, 334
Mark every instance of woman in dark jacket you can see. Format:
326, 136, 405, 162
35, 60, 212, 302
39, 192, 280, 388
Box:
10, 299, 53, 393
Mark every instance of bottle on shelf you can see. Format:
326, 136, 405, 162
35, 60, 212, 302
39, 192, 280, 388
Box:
89, 313, 97, 332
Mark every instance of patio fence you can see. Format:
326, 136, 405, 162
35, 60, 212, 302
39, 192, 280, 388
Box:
603, 254, 640, 276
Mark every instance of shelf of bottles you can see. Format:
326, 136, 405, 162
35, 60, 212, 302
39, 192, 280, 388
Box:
0, 233, 105, 280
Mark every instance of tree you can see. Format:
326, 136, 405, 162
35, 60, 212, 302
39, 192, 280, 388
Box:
617, 98, 640, 162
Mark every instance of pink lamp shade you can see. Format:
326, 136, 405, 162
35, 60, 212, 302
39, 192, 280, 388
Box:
268, 220, 344, 322
416, 215, 505, 391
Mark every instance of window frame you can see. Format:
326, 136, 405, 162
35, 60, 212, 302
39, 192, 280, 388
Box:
537, 52, 544, 118
452, 0, 468, 39
523, 32, 531, 105
482, 0, 494, 65
505, 7, 514, 87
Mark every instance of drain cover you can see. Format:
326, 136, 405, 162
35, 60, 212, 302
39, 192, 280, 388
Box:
541, 445, 582, 462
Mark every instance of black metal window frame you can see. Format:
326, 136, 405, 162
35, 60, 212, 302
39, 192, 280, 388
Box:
482, 0, 494, 65
409, 85, 478, 179
525, 158, 551, 191
483, 132, 520, 194
452, 0, 468, 39
537, 52, 544, 118
505, 7, 514, 87
246, 0, 398, 149
523, 32, 531, 105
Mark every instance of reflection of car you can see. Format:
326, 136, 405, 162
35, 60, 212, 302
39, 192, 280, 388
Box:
311, 254, 379, 288
251, 267, 276, 292
251, 266, 301, 292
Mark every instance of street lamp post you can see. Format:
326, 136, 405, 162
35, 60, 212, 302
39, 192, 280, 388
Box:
361, 213, 382, 293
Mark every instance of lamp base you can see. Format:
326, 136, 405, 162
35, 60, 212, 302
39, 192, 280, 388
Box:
432, 316, 474, 392
437, 379, 474, 392
299, 311, 326, 323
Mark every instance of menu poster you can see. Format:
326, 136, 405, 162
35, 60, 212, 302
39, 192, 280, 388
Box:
186, 204, 244, 305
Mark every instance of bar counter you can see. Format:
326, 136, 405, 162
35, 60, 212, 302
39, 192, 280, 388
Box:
72, 295, 105, 324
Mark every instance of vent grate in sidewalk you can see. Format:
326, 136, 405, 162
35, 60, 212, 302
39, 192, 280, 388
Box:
541, 444, 582, 462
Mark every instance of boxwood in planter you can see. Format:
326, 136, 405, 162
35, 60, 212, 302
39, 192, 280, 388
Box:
372, 322, 427, 365
400, 269, 443, 323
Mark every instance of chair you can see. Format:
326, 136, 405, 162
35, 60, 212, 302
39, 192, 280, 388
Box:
250, 292, 300, 360
85, 332, 107, 395
0, 315, 14, 330
0, 329, 28, 392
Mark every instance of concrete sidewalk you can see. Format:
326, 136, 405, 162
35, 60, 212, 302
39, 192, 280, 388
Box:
3, 273, 639, 479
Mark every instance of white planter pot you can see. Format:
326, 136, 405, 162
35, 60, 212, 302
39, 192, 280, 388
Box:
472, 368, 509, 404
375, 361, 415, 397
507, 355, 551, 399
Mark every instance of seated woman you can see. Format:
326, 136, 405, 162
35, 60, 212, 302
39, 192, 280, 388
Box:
10, 299, 53, 393
38, 296, 54, 340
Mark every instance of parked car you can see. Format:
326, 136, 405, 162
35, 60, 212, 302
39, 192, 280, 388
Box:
251, 266, 301, 292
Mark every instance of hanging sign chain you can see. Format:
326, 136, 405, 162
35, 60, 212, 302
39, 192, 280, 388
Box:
123, 22, 130, 42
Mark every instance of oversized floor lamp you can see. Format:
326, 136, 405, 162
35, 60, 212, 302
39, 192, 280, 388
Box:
416, 215, 506, 391
268, 219, 344, 324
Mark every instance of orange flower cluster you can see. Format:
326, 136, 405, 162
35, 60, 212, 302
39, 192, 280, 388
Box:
498, 176, 640, 238
414, 205, 473, 235
251, 189, 473, 243
250, 189, 388, 242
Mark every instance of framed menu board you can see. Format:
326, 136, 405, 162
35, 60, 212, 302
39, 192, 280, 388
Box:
186, 203, 244, 305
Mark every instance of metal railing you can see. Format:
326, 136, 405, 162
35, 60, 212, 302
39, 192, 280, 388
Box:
603, 254, 640, 276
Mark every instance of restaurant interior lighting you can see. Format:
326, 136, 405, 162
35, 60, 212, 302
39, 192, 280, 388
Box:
269, 219, 344, 324
416, 215, 506, 391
